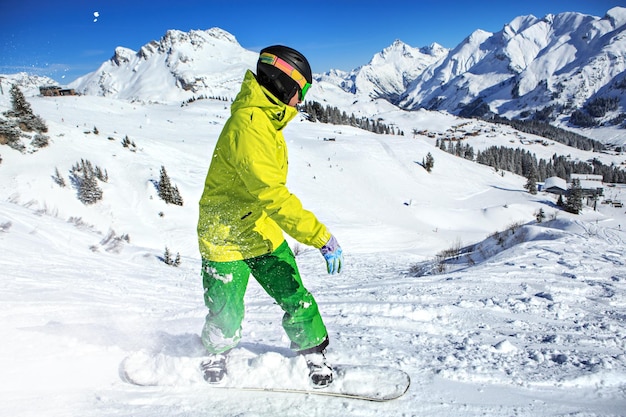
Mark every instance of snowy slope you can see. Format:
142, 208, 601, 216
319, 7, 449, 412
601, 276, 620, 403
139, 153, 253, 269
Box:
1, 86, 626, 416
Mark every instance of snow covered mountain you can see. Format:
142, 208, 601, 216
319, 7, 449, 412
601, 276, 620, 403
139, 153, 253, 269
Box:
66, 8, 626, 135
316, 40, 448, 104
70, 28, 258, 102
68, 29, 449, 109
399, 7, 626, 124
0, 5, 612, 150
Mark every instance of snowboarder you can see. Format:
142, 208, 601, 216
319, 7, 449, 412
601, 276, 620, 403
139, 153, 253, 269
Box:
197, 45, 343, 387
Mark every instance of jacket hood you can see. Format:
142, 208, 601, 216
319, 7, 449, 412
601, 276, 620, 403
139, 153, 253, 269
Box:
231, 70, 298, 131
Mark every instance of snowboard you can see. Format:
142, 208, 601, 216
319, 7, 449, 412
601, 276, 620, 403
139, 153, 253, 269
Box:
120, 350, 410, 402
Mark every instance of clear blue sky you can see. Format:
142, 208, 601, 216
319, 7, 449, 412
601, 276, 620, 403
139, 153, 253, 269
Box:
1, 0, 622, 84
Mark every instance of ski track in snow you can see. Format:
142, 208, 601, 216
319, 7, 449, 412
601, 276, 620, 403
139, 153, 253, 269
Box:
1, 93, 626, 416
2, 202, 625, 416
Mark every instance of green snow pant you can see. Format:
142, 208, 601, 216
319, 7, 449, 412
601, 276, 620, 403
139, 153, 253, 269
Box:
200, 241, 328, 355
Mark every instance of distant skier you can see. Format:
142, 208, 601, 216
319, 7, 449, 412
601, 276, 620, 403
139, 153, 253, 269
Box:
197, 45, 343, 387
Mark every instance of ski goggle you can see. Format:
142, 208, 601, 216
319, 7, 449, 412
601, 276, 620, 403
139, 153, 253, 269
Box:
259, 52, 312, 100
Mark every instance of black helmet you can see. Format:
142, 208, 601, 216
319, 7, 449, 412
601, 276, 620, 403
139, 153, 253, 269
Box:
257, 45, 312, 104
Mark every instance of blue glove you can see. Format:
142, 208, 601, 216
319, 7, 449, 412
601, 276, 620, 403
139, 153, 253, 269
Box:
320, 235, 343, 274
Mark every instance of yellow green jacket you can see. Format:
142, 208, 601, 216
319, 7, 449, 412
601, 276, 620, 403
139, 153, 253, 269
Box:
197, 70, 331, 262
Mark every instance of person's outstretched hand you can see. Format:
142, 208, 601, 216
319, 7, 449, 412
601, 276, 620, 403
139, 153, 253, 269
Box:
320, 235, 343, 274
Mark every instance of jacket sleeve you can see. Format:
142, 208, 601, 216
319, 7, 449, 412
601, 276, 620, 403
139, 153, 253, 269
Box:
231, 112, 331, 249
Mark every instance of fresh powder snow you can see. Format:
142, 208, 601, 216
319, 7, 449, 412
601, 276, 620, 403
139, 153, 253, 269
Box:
1, 84, 625, 416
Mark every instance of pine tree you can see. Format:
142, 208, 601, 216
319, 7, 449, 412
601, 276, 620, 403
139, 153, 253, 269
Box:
79, 168, 103, 205
424, 152, 434, 173
52, 167, 66, 187
9, 84, 32, 116
0, 117, 22, 149
6, 85, 47, 133
447, 140, 455, 154
163, 247, 172, 265
524, 167, 538, 195
70, 159, 104, 205
171, 185, 183, 205
158, 166, 172, 201
122, 135, 137, 151
163, 247, 181, 266
158, 166, 184, 206
565, 178, 583, 214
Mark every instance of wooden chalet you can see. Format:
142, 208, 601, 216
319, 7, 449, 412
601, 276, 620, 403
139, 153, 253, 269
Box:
541, 176, 568, 195
39, 86, 77, 96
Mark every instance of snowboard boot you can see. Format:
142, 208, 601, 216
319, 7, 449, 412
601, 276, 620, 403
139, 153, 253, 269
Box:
304, 350, 333, 388
200, 353, 227, 384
